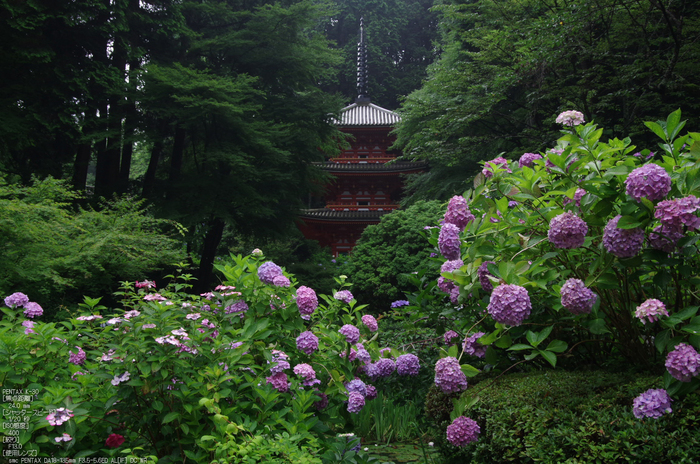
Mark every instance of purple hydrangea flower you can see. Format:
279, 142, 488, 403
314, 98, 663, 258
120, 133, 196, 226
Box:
560, 278, 597, 315
365, 384, 377, 400
487, 284, 531, 326
293, 363, 321, 387
347, 391, 365, 413
396, 354, 420, 376
270, 350, 290, 374
258, 261, 283, 284
519, 152, 542, 168
443, 330, 460, 346
438, 223, 461, 260
463, 332, 486, 358
434, 357, 468, 394
296, 331, 319, 355
69, 346, 86, 366
548, 212, 588, 249
444, 196, 475, 231
345, 378, 367, 397
482, 157, 511, 178
555, 110, 585, 126
22, 320, 36, 335
665, 343, 700, 382
625, 164, 672, 202
439, 259, 464, 294
296, 286, 318, 319
4, 292, 29, 308
449, 286, 460, 304
635, 299, 669, 324
633, 389, 672, 419
391, 300, 410, 308
368, 358, 396, 380
446, 416, 480, 446
334, 290, 354, 304
23, 302, 43, 318
603, 215, 645, 258
272, 275, 291, 287
655, 195, 700, 230
478, 261, 496, 293
648, 224, 684, 253
266, 372, 290, 392
356, 347, 372, 364
361, 314, 378, 332
562, 188, 586, 208
224, 300, 248, 315
339, 324, 360, 344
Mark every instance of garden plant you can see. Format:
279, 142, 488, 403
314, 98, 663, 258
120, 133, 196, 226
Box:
417, 109, 700, 454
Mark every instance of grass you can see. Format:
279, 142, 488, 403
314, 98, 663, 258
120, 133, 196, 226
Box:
354, 391, 423, 444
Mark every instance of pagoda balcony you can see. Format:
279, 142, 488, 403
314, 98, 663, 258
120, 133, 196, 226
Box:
326, 203, 399, 211
328, 157, 396, 164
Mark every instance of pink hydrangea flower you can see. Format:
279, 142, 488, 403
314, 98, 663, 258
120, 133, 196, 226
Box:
555, 110, 585, 126
625, 164, 671, 202
548, 212, 588, 249
266, 372, 290, 392
361, 314, 378, 332
434, 357, 468, 394
446, 416, 480, 446
482, 156, 511, 178
487, 284, 531, 326
444, 195, 475, 231
655, 195, 700, 230
46, 407, 74, 426
603, 215, 645, 258
665, 343, 700, 382
635, 299, 669, 324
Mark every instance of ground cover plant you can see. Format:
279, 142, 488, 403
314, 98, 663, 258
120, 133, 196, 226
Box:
0, 253, 425, 462
412, 109, 700, 453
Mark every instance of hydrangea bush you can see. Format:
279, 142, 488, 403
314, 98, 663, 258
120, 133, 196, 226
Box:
414, 109, 700, 447
0, 253, 416, 462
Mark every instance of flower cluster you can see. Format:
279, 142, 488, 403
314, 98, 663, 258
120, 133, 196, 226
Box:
257, 261, 283, 284
46, 408, 74, 426
296, 286, 318, 319
295, 331, 318, 355
438, 259, 464, 294
355, 346, 372, 364
266, 372, 289, 392
438, 223, 461, 260
478, 261, 496, 293
518, 152, 542, 168
69, 346, 86, 365
487, 284, 531, 326
635, 299, 669, 324
444, 195, 475, 231
665, 343, 700, 382
269, 350, 290, 374
603, 215, 645, 258
106, 433, 125, 448
443, 330, 460, 346
434, 356, 468, 394
224, 300, 248, 316
548, 212, 588, 249
633, 389, 673, 419
334, 290, 354, 304
555, 110, 585, 126
293, 363, 320, 387
648, 224, 683, 253
625, 164, 671, 202
446, 416, 480, 446
367, 358, 396, 380
482, 156, 511, 178
560, 278, 597, 315
347, 391, 365, 413
272, 275, 291, 287
361, 314, 378, 332
345, 379, 367, 397
390, 300, 410, 308
22, 320, 35, 335
396, 354, 420, 376
111, 372, 130, 386
463, 332, 486, 358
23, 302, 43, 318
339, 324, 360, 344
655, 195, 700, 230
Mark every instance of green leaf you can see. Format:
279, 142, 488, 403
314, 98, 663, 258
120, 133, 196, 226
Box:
645, 121, 667, 140
539, 350, 557, 367
666, 108, 682, 139
494, 333, 512, 349
545, 339, 568, 353
162, 411, 180, 424
588, 318, 611, 335
615, 215, 643, 229
508, 343, 533, 351
460, 364, 480, 377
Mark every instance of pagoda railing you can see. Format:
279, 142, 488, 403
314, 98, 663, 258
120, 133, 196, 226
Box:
326, 203, 399, 211
328, 157, 396, 164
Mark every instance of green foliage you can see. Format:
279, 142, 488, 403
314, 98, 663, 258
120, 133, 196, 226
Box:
0, 177, 186, 317
341, 200, 444, 312
430, 370, 700, 463
353, 391, 422, 444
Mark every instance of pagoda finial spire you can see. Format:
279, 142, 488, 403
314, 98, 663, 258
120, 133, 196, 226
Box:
356, 17, 370, 103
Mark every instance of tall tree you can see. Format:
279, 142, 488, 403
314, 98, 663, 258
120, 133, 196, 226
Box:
394, 0, 700, 201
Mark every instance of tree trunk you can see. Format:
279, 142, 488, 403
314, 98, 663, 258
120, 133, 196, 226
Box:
196, 217, 226, 293
72, 142, 92, 191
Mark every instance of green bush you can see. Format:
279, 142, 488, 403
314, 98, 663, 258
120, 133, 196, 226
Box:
0, 177, 187, 317
341, 200, 444, 312
429, 369, 700, 463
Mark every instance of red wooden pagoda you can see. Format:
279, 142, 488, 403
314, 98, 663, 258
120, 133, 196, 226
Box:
298, 19, 426, 256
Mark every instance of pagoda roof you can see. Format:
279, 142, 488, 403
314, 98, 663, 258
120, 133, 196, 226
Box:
334, 101, 401, 127
317, 161, 427, 173
299, 209, 389, 222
